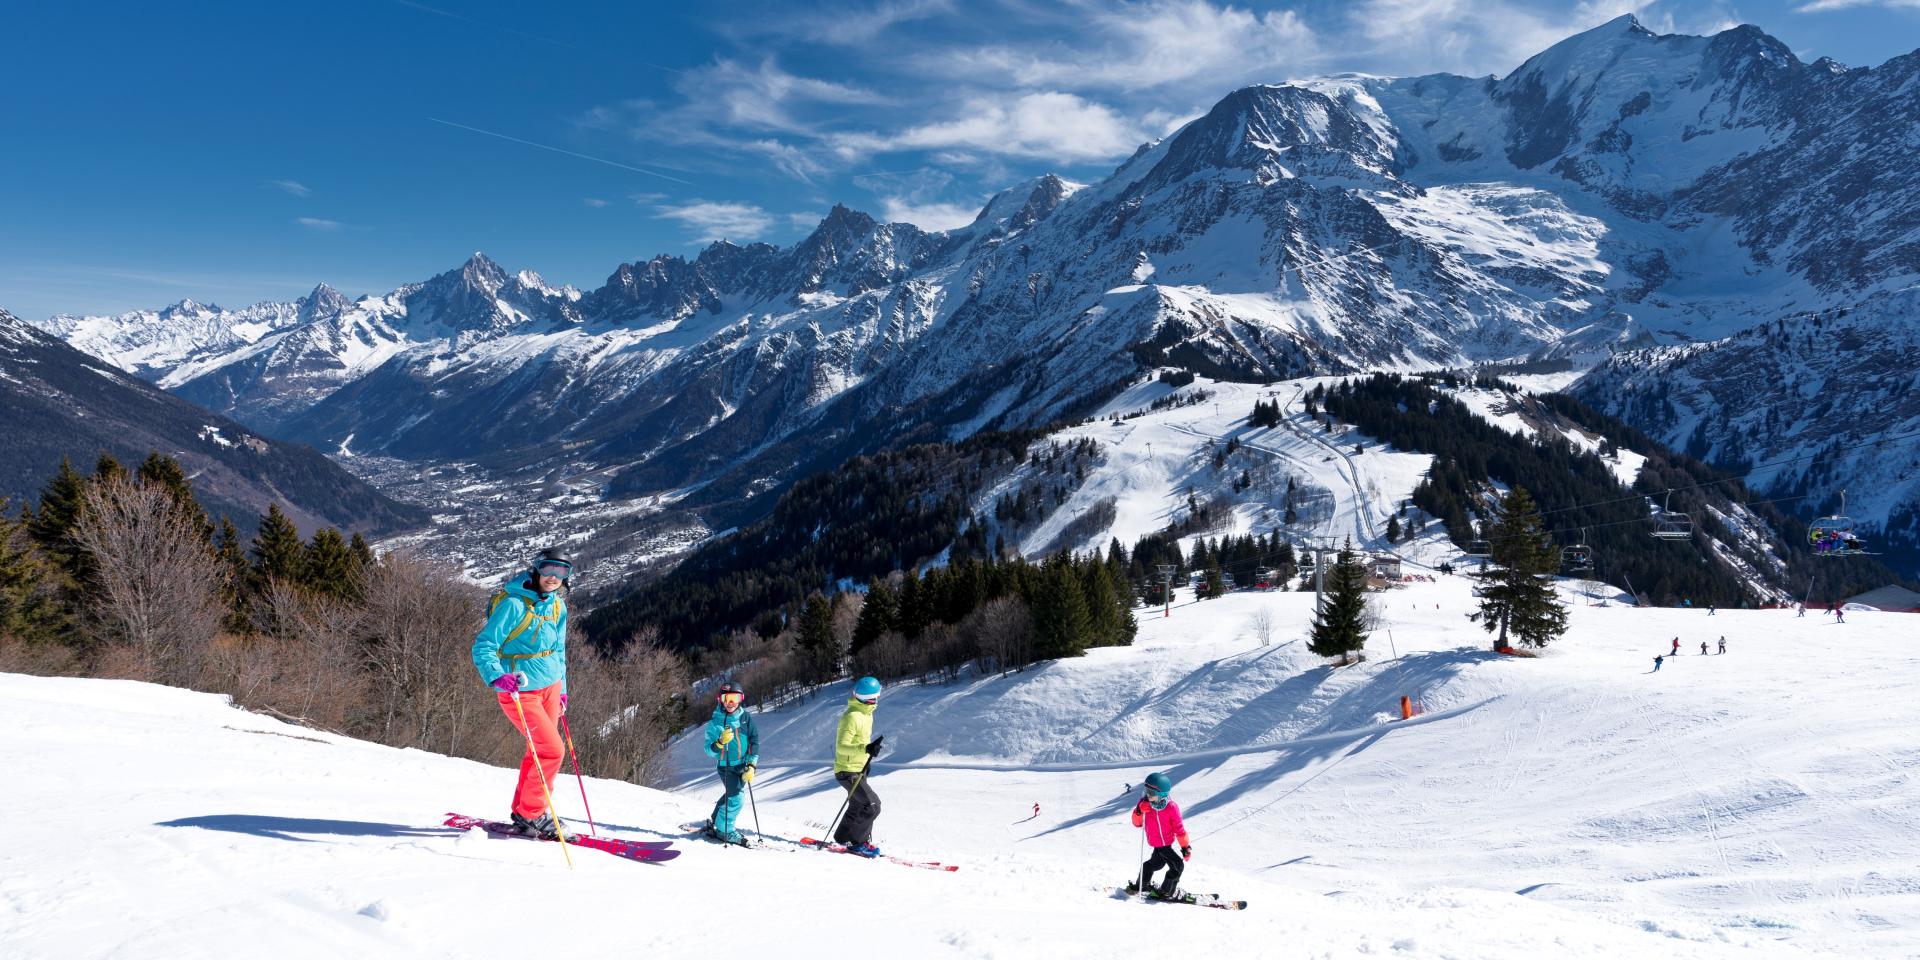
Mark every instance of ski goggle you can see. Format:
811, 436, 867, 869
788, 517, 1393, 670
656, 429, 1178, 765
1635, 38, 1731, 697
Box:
534, 560, 572, 579
1146, 794, 1170, 810
718, 692, 744, 709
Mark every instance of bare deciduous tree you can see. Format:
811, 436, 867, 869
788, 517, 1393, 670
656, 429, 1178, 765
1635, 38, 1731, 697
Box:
358, 551, 490, 756
1246, 608, 1276, 646
72, 478, 225, 684
961, 596, 1032, 675
567, 626, 691, 788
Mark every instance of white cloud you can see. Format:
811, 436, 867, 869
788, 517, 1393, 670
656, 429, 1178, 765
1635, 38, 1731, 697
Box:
653, 201, 776, 241
1794, 0, 1920, 10
947, 1, 1319, 93
877, 197, 981, 231
789, 211, 828, 229
295, 217, 343, 231
267, 179, 311, 197
838, 91, 1146, 161
583, 197, 609, 207
1345, 0, 1665, 77
751, 0, 954, 45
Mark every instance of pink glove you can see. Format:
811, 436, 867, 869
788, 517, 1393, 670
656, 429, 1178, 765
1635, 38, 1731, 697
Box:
491, 674, 520, 694
559, 694, 569, 713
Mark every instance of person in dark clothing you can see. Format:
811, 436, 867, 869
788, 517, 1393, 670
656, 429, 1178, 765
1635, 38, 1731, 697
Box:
1700, 641, 1708, 655
1653, 655, 1664, 671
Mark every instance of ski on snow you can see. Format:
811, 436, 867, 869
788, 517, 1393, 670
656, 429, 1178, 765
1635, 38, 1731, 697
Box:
798, 837, 959, 872
677, 821, 766, 849
443, 813, 681, 863
1119, 886, 1248, 911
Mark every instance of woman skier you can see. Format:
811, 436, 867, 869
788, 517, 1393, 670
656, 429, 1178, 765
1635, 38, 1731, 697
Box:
470, 549, 573, 839
1127, 772, 1192, 900
831, 676, 885, 857
702, 682, 759, 845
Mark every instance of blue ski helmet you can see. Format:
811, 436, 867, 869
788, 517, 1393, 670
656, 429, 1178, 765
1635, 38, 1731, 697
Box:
1144, 772, 1173, 808
852, 676, 882, 703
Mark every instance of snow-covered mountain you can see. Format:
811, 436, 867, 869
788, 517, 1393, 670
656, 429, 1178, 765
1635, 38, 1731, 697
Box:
0, 307, 425, 536
36, 16, 1920, 572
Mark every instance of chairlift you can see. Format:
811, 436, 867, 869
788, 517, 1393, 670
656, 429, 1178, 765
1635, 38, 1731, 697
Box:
1809, 490, 1872, 556
1651, 491, 1692, 541
1465, 536, 1491, 558
1561, 528, 1595, 573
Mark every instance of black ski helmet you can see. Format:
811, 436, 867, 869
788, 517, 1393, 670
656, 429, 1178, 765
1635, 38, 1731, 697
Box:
531, 548, 574, 584
717, 681, 745, 711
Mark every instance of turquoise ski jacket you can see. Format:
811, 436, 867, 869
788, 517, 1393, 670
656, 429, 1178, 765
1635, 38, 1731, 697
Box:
703, 706, 759, 768
470, 573, 568, 695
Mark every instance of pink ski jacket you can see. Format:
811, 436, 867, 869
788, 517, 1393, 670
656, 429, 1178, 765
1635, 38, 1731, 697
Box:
1131, 799, 1189, 848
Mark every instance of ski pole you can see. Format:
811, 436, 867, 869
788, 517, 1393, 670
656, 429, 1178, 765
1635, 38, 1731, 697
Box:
1137, 815, 1148, 898
558, 712, 597, 836
824, 756, 872, 844
746, 773, 763, 842
511, 691, 572, 868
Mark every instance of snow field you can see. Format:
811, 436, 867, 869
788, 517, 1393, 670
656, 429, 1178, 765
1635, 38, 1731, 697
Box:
4, 578, 1915, 957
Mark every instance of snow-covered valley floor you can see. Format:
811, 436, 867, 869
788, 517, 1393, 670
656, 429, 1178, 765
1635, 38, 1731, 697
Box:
6, 578, 1917, 958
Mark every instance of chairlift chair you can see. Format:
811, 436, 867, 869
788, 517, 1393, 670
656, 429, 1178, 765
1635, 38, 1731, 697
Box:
1465, 523, 1492, 557
1561, 531, 1595, 573
1651, 491, 1692, 541
1810, 490, 1871, 556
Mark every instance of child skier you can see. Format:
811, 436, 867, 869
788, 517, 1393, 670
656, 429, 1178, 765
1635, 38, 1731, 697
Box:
1700, 641, 1708, 655
1127, 772, 1193, 900
702, 682, 759, 845
1653, 655, 1664, 671
831, 676, 886, 857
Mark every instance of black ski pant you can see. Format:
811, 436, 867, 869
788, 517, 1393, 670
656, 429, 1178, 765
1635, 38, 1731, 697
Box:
1141, 844, 1184, 896
833, 770, 881, 846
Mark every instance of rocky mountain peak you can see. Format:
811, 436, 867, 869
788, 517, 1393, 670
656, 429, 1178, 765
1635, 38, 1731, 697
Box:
1146, 83, 1397, 188
297, 283, 353, 323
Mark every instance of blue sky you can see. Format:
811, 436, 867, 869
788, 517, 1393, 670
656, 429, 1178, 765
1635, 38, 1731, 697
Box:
4, 0, 1917, 319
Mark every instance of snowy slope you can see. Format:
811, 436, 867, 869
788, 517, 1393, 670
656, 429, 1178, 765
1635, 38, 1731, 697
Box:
8, 578, 1911, 957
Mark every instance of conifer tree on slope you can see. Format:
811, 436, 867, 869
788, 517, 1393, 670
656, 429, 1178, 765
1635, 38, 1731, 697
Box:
1475, 486, 1569, 650
1308, 540, 1369, 663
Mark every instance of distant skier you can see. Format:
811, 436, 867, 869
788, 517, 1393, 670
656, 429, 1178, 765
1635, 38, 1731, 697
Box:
1797, 603, 1807, 618
1700, 641, 1708, 656
831, 676, 886, 857
1127, 772, 1192, 901
1671, 637, 1680, 656
470, 549, 573, 839
1836, 608, 1846, 624
1718, 637, 1727, 654
1707, 603, 1716, 616
1653, 655, 1664, 672
702, 682, 759, 845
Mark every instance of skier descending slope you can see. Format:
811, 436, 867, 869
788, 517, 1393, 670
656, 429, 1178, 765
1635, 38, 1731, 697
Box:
831, 676, 885, 857
1128, 772, 1192, 901
470, 550, 573, 839
702, 682, 758, 846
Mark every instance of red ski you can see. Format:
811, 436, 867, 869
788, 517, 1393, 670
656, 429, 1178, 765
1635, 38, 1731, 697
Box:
444, 813, 680, 863
800, 836, 958, 872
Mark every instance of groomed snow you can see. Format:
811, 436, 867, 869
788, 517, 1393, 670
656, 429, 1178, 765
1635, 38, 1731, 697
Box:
7, 579, 1915, 957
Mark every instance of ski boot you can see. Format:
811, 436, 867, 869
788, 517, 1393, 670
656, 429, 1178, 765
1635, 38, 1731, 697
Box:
512, 811, 558, 840
850, 842, 881, 858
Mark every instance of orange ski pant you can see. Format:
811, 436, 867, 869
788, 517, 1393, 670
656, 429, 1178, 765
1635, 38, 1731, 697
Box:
496, 684, 566, 820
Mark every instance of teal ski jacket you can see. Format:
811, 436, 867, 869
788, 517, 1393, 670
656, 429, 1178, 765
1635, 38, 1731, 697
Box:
703, 706, 759, 768
470, 572, 568, 694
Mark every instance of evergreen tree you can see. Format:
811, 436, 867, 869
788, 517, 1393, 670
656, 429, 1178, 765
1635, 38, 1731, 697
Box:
896, 568, 927, 639
250, 504, 304, 587
1028, 555, 1093, 659
348, 532, 376, 579
302, 528, 360, 600
797, 594, 837, 682
93, 453, 126, 484
1307, 541, 1369, 662
850, 577, 895, 655
137, 453, 211, 543
1386, 515, 1402, 543
1203, 563, 1224, 600
213, 517, 249, 630
0, 510, 61, 640
1474, 487, 1568, 650
29, 458, 89, 583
